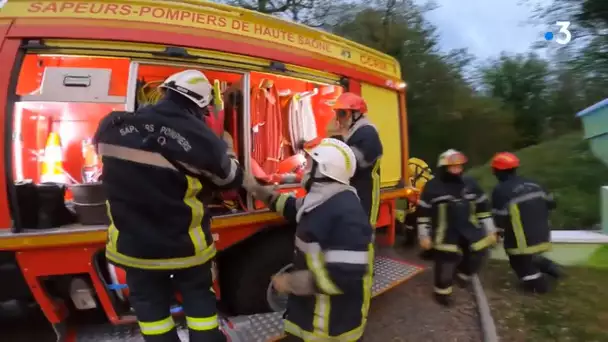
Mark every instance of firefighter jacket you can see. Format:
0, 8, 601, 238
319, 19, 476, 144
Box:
344, 117, 383, 225
417, 175, 495, 253
93, 99, 243, 271
270, 182, 374, 341
491, 175, 555, 255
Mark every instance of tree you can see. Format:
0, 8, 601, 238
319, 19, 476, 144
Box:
478, 53, 551, 148
332, 0, 515, 164
220, 0, 345, 26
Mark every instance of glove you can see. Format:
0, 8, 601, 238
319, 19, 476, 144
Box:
419, 237, 432, 250
222, 132, 236, 158
326, 120, 345, 138
242, 172, 258, 192
242, 172, 278, 205
487, 232, 498, 246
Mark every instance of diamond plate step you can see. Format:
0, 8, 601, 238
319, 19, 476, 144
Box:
72, 256, 423, 342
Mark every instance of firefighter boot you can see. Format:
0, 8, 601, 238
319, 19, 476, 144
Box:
533, 255, 565, 280
419, 249, 434, 260
403, 226, 417, 248
520, 275, 550, 294
454, 272, 472, 289
433, 292, 452, 307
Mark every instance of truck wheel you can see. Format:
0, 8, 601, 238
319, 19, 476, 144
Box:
219, 226, 295, 315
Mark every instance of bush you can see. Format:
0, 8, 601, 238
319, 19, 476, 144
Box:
466, 132, 608, 229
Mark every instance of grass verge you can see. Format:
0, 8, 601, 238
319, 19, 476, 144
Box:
467, 131, 608, 229
480, 260, 608, 342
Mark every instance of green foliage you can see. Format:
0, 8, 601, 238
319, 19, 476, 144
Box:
482, 260, 608, 341
478, 53, 551, 147
235, 0, 608, 230
587, 245, 608, 269
467, 132, 608, 229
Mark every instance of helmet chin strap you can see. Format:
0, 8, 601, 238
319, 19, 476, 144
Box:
301, 160, 333, 191
348, 111, 363, 129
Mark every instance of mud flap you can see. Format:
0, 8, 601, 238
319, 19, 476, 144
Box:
69, 256, 423, 342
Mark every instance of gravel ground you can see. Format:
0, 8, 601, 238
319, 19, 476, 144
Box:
363, 244, 483, 342
0, 243, 483, 342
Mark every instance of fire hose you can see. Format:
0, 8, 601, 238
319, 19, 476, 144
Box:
250, 79, 284, 177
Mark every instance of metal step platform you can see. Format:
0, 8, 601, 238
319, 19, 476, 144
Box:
71, 256, 424, 342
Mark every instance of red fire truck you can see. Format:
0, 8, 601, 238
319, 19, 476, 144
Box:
0, 1, 421, 340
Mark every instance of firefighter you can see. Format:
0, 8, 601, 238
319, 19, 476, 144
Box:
327, 92, 383, 226
93, 69, 243, 342
242, 137, 374, 341
402, 157, 433, 249
417, 149, 497, 306
490, 152, 563, 294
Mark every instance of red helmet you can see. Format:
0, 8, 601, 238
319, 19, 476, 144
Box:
491, 152, 520, 170
332, 92, 368, 114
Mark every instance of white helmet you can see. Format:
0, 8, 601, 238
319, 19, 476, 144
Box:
437, 149, 468, 167
159, 70, 213, 108
303, 138, 357, 184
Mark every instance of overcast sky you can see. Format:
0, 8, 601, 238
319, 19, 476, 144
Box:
420, 0, 552, 59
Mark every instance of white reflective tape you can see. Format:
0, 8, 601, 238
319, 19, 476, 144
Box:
522, 272, 542, 281
295, 237, 322, 254
351, 146, 376, 168
199, 158, 239, 186
475, 194, 488, 203
98, 143, 177, 170
431, 195, 454, 203
418, 200, 431, 208
296, 237, 368, 264
417, 217, 431, 223
492, 208, 508, 215
456, 273, 471, 280
324, 250, 369, 264
418, 224, 430, 238
510, 191, 547, 205
480, 217, 496, 234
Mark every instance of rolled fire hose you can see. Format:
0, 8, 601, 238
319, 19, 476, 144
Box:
251, 79, 283, 175
288, 94, 318, 152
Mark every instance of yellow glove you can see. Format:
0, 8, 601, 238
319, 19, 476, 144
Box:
487, 232, 498, 246
419, 237, 432, 250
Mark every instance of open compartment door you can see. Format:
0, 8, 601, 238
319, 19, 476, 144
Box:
361, 83, 403, 188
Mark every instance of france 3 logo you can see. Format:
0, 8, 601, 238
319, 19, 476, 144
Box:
544, 21, 572, 45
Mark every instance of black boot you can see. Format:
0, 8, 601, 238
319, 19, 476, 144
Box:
533, 255, 565, 279
403, 227, 417, 248
520, 276, 550, 294
454, 273, 472, 289
419, 249, 434, 260
433, 292, 452, 307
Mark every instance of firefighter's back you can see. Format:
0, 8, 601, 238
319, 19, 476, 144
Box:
289, 189, 373, 336
95, 101, 219, 267
494, 175, 551, 245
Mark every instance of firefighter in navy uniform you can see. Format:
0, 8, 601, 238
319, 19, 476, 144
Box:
328, 92, 383, 226
417, 149, 497, 306
490, 152, 563, 294
94, 70, 243, 342
243, 138, 374, 341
